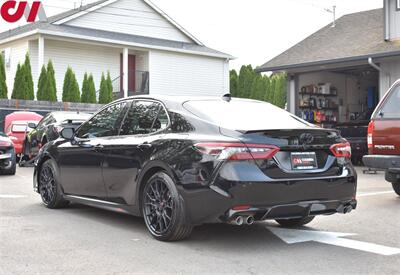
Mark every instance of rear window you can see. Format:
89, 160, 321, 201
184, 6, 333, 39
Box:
11, 124, 31, 133
183, 99, 312, 131
379, 85, 400, 119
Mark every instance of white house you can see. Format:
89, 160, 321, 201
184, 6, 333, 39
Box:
0, 0, 232, 101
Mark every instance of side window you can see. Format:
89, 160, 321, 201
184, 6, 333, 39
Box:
380, 85, 400, 119
120, 100, 169, 136
76, 102, 126, 138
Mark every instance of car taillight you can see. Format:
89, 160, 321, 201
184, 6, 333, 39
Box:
194, 143, 280, 161
367, 121, 374, 149
330, 143, 352, 158
0, 141, 12, 147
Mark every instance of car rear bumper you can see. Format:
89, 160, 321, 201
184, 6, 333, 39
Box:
179, 165, 357, 225
363, 155, 400, 170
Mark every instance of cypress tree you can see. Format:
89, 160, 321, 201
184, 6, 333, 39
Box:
11, 64, 28, 100
87, 74, 97, 103
23, 53, 34, 100
62, 67, 80, 103
46, 60, 57, 102
106, 71, 113, 100
250, 74, 261, 100
0, 54, 7, 99
98, 73, 109, 104
229, 70, 238, 97
81, 73, 89, 103
37, 65, 48, 101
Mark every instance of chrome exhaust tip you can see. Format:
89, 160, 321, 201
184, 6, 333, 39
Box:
245, 216, 255, 225
233, 216, 244, 226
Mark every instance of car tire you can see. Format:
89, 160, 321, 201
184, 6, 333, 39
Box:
276, 216, 315, 227
1, 153, 16, 175
392, 182, 400, 196
142, 171, 193, 242
38, 159, 69, 209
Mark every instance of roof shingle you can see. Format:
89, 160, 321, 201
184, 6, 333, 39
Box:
259, 9, 400, 72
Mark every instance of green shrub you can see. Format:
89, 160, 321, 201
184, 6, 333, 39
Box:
24, 53, 34, 100
46, 60, 57, 102
98, 72, 113, 104
62, 67, 80, 103
11, 64, 28, 100
81, 73, 97, 104
0, 54, 7, 99
37, 65, 48, 101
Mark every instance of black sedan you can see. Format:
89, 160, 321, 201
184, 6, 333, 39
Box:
0, 132, 16, 175
23, 111, 91, 160
33, 95, 357, 241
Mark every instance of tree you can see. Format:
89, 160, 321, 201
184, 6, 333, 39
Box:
250, 74, 262, 100
229, 70, 238, 97
37, 65, 48, 101
87, 74, 97, 103
23, 53, 34, 100
81, 73, 96, 103
106, 71, 113, 99
62, 67, 80, 103
46, 60, 57, 102
80, 73, 89, 103
11, 64, 28, 100
0, 54, 7, 99
99, 72, 113, 104
237, 65, 255, 99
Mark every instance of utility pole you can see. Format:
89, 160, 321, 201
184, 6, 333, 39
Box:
325, 5, 336, 27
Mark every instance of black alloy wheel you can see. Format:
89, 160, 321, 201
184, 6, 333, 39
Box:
39, 160, 69, 208
142, 172, 193, 241
39, 165, 56, 205
144, 177, 174, 235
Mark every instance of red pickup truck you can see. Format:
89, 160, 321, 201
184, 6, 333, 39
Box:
363, 79, 400, 196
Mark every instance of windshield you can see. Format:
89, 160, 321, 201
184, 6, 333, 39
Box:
183, 99, 312, 131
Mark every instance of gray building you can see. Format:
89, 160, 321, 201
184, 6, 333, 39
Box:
258, 0, 400, 127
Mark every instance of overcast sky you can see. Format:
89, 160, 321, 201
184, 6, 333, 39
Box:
0, 0, 383, 70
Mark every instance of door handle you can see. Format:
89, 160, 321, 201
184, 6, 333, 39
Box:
137, 142, 152, 150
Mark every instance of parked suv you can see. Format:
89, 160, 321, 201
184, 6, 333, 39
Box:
363, 80, 400, 196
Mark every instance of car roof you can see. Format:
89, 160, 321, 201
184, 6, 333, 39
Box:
113, 94, 252, 111
50, 111, 92, 121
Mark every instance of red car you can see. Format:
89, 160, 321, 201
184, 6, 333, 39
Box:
363, 79, 400, 196
4, 112, 43, 156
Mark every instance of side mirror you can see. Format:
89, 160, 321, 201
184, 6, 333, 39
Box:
28, 122, 37, 129
60, 128, 75, 140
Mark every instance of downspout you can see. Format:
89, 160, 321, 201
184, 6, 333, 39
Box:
384, 0, 390, 41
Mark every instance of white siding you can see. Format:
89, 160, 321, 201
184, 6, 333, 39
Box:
35, 39, 121, 101
0, 39, 29, 98
65, 0, 193, 43
380, 59, 400, 97
149, 50, 228, 96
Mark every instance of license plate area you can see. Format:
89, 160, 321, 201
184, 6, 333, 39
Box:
291, 152, 318, 170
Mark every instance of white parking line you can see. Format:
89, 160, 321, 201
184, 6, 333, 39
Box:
0, 194, 28, 199
357, 191, 394, 197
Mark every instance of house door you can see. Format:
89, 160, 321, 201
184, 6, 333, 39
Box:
120, 54, 136, 94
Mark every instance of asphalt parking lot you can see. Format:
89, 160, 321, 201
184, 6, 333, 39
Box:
0, 167, 399, 275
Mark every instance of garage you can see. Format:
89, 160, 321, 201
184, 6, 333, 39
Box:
258, 4, 400, 162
